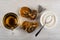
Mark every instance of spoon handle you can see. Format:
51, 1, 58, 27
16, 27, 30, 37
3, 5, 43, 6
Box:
35, 26, 44, 37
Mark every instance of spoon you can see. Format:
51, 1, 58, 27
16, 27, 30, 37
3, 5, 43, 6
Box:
35, 15, 53, 37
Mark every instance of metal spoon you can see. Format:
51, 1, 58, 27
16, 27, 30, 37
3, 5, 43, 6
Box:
35, 15, 53, 37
